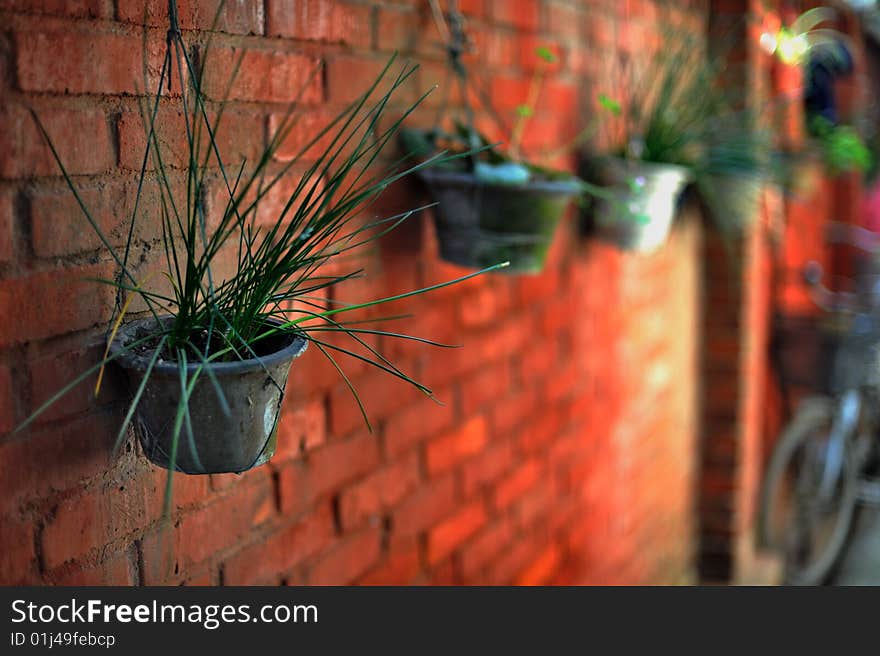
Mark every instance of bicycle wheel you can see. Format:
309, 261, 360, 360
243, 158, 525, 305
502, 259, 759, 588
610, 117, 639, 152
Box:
758, 397, 860, 585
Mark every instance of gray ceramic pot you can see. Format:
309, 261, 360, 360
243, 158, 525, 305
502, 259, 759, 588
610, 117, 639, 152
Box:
591, 158, 692, 253
420, 168, 581, 274
110, 316, 308, 474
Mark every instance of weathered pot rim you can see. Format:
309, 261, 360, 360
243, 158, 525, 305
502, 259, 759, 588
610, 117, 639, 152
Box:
419, 166, 583, 196
109, 315, 308, 377
701, 170, 766, 181
593, 155, 693, 182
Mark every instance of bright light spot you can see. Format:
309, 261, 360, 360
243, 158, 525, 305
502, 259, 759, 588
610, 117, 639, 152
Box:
760, 31, 778, 54
776, 30, 810, 65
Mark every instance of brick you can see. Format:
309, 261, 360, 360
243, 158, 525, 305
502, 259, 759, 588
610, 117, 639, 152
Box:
393, 473, 457, 538
428, 557, 457, 584
519, 336, 559, 382
458, 283, 511, 328
459, 518, 515, 579
0, 263, 114, 347
0, 364, 14, 434
31, 179, 164, 259
180, 567, 217, 586
493, 458, 540, 510
276, 461, 309, 516
15, 30, 167, 96
471, 27, 519, 68
203, 48, 322, 104
517, 410, 564, 454
489, 75, 531, 113
269, 110, 342, 162
117, 108, 264, 171
203, 165, 325, 238
147, 469, 211, 512
275, 397, 326, 461
359, 539, 421, 584
326, 57, 401, 104
338, 452, 420, 530
0, 411, 119, 512
514, 479, 557, 528
42, 479, 154, 569
376, 6, 438, 55
206, 0, 265, 33
547, 2, 582, 41
0, 105, 113, 178
0, 190, 13, 262
223, 505, 336, 585
420, 253, 489, 301
329, 368, 421, 436
383, 390, 455, 457
307, 527, 382, 585
275, 432, 381, 514
490, 388, 537, 436
117, 0, 263, 34
209, 461, 274, 492
426, 414, 488, 475
491, 0, 539, 31
0, 0, 109, 18
0, 515, 36, 584
52, 551, 134, 586
515, 544, 561, 585
141, 480, 274, 582
462, 439, 515, 496
305, 432, 381, 500
116, 0, 187, 25
485, 536, 540, 585
267, 0, 371, 47
443, 321, 530, 371
543, 363, 581, 404
31, 185, 119, 258
427, 501, 486, 564
250, 169, 327, 228
459, 362, 512, 416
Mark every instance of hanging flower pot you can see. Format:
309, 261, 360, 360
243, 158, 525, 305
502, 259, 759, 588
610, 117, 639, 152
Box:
698, 172, 765, 233
420, 167, 581, 274
110, 316, 308, 475
19, 25, 507, 522
590, 157, 691, 253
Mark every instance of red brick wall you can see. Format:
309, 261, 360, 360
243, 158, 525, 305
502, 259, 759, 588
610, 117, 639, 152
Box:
0, 0, 705, 585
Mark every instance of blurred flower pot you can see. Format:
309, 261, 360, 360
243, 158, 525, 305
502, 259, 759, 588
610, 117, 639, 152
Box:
419, 167, 581, 274
698, 172, 765, 232
111, 316, 308, 474
591, 157, 692, 253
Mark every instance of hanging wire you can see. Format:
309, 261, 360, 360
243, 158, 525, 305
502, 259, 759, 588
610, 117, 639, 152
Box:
426, 0, 510, 147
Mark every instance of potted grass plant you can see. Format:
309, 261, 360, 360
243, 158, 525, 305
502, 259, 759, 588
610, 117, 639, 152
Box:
400, 3, 585, 274
691, 104, 784, 235
403, 118, 584, 275
581, 33, 719, 253
18, 3, 501, 513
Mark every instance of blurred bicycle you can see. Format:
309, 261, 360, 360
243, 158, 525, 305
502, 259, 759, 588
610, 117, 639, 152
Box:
759, 223, 880, 585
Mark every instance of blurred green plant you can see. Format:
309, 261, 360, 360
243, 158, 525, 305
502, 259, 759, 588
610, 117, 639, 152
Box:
809, 115, 873, 175
595, 31, 725, 169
